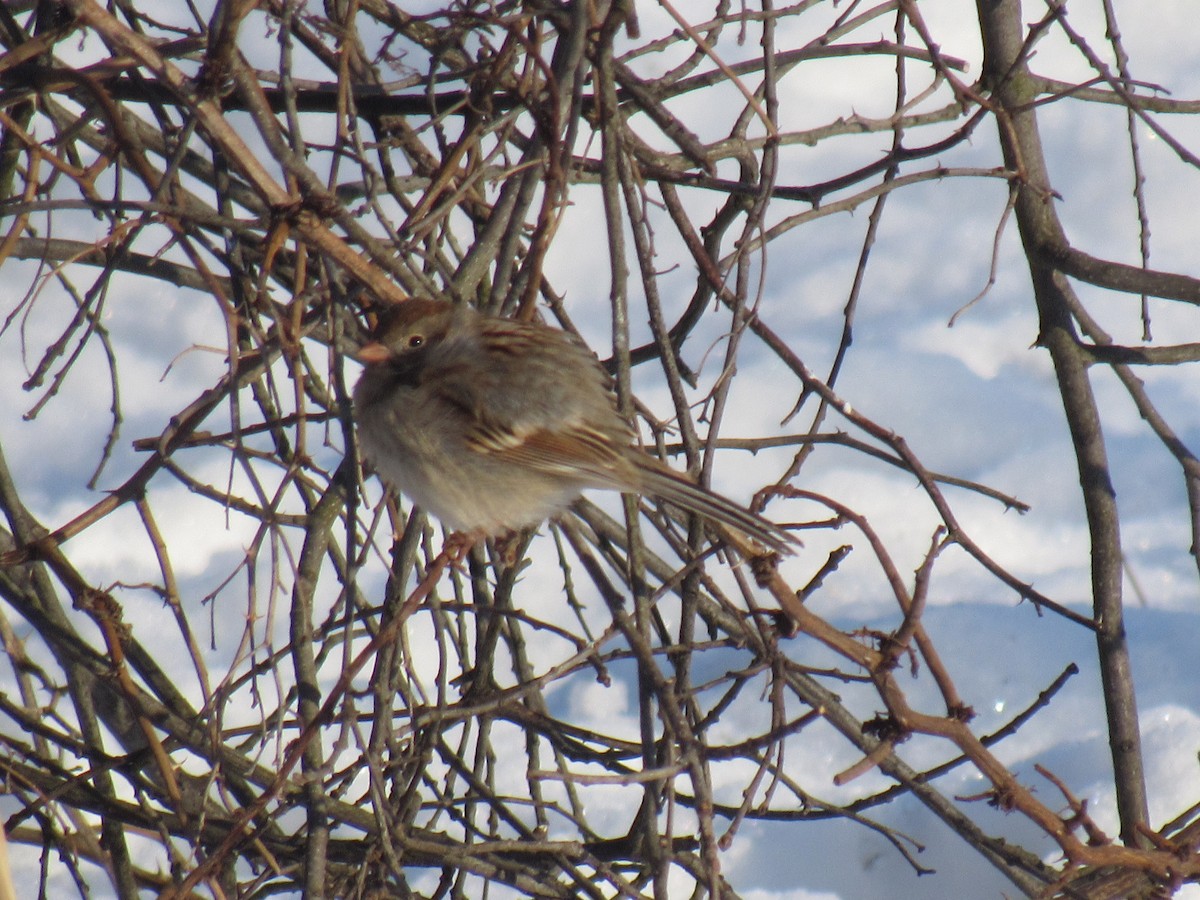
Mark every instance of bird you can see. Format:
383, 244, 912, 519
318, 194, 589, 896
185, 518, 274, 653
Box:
352, 299, 795, 555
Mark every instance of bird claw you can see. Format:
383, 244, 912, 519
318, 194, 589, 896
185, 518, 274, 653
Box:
491, 531, 527, 568
443, 531, 482, 570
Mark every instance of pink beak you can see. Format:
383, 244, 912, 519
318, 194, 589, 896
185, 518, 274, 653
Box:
356, 342, 391, 364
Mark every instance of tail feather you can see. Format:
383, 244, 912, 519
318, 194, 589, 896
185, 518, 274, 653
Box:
632, 458, 796, 554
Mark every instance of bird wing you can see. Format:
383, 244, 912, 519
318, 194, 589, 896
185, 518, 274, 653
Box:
412, 316, 633, 483
463, 415, 629, 487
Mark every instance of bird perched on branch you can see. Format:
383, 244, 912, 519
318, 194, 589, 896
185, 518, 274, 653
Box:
353, 299, 795, 555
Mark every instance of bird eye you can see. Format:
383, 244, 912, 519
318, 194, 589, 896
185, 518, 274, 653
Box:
407, 334, 425, 349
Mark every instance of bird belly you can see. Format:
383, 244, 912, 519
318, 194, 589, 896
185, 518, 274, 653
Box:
358, 400, 584, 534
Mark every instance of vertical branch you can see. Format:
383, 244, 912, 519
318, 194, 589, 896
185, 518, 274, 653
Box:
1098, 0, 1153, 341
593, 11, 673, 891
974, 0, 1149, 846
289, 478, 347, 898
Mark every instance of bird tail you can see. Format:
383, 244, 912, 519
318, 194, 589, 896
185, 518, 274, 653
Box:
632, 457, 797, 555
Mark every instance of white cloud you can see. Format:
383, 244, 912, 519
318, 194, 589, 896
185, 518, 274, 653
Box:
903, 314, 1040, 380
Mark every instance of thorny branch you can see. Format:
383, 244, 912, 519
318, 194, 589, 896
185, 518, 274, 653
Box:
0, 1, 1198, 897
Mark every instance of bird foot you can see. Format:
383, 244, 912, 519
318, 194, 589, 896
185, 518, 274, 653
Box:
443, 531, 483, 569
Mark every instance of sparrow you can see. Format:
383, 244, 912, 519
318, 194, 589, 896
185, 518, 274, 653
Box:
352, 299, 795, 554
